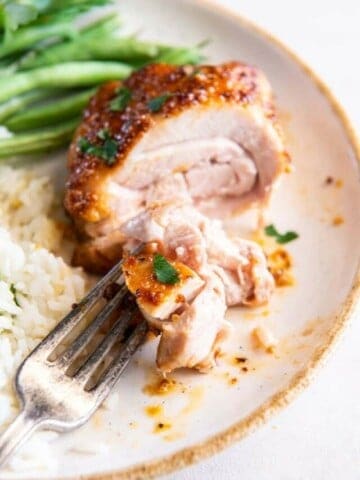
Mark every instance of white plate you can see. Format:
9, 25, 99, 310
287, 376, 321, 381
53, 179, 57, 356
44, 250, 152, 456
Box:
2, 0, 360, 478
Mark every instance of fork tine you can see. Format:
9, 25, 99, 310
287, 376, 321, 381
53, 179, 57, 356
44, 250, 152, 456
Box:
33, 261, 124, 357
74, 302, 137, 385
57, 284, 128, 368
93, 320, 148, 399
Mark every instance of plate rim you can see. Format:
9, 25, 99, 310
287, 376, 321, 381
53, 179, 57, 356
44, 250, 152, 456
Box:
26, 1, 360, 479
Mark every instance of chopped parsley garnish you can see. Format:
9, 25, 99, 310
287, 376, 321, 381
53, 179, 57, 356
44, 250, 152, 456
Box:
10, 283, 20, 307
96, 128, 109, 140
109, 87, 132, 112
147, 93, 172, 113
78, 129, 118, 165
153, 254, 180, 285
265, 224, 299, 244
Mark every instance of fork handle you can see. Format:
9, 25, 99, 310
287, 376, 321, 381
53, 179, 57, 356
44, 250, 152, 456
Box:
0, 410, 39, 468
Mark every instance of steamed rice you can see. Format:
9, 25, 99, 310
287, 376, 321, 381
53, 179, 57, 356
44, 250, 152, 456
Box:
0, 166, 90, 470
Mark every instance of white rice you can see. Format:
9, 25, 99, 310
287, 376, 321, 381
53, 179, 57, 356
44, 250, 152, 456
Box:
0, 166, 90, 471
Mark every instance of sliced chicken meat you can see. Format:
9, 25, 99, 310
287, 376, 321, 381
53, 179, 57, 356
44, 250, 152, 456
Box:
156, 268, 230, 373
64, 61, 285, 372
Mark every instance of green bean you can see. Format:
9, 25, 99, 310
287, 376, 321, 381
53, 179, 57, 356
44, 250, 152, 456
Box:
155, 46, 204, 65
80, 13, 122, 35
80, 36, 162, 61
31, 0, 111, 27
25, 35, 162, 67
19, 15, 122, 70
19, 36, 203, 71
0, 118, 79, 158
0, 89, 61, 123
0, 23, 76, 59
78, 36, 163, 61
0, 57, 13, 67
0, 62, 133, 103
5, 88, 96, 132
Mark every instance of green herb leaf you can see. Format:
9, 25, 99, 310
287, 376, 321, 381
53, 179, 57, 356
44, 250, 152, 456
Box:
147, 93, 171, 113
78, 130, 118, 166
153, 254, 180, 285
78, 136, 92, 152
265, 224, 299, 244
109, 87, 132, 112
100, 138, 117, 165
10, 283, 20, 307
96, 128, 109, 140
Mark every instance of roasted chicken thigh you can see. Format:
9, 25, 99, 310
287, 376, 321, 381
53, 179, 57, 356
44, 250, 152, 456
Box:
64, 61, 286, 372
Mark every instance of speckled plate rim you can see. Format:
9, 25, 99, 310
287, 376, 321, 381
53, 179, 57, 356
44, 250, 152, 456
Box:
33, 1, 360, 479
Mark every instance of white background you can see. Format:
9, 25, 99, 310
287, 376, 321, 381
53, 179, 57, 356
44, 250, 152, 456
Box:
165, 1, 360, 479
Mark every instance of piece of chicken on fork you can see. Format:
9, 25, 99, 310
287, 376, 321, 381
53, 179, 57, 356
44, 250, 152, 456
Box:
121, 210, 274, 372
122, 251, 231, 373
64, 61, 287, 372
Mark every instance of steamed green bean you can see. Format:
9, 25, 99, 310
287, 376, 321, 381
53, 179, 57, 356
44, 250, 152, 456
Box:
155, 46, 204, 65
19, 15, 123, 70
5, 88, 96, 132
0, 23, 76, 59
0, 62, 133, 103
0, 119, 79, 158
0, 89, 60, 123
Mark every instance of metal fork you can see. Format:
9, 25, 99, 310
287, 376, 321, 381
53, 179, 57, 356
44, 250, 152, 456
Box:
0, 259, 148, 468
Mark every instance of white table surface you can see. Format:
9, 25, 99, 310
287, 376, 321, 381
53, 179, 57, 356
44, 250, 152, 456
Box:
165, 1, 360, 479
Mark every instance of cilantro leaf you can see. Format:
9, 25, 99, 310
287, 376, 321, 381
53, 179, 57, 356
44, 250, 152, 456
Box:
153, 254, 180, 285
78, 130, 117, 166
78, 137, 93, 152
96, 128, 109, 140
264, 225, 278, 237
109, 87, 132, 112
100, 138, 117, 164
265, 224, 299, 244
147, 93, 172, 113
